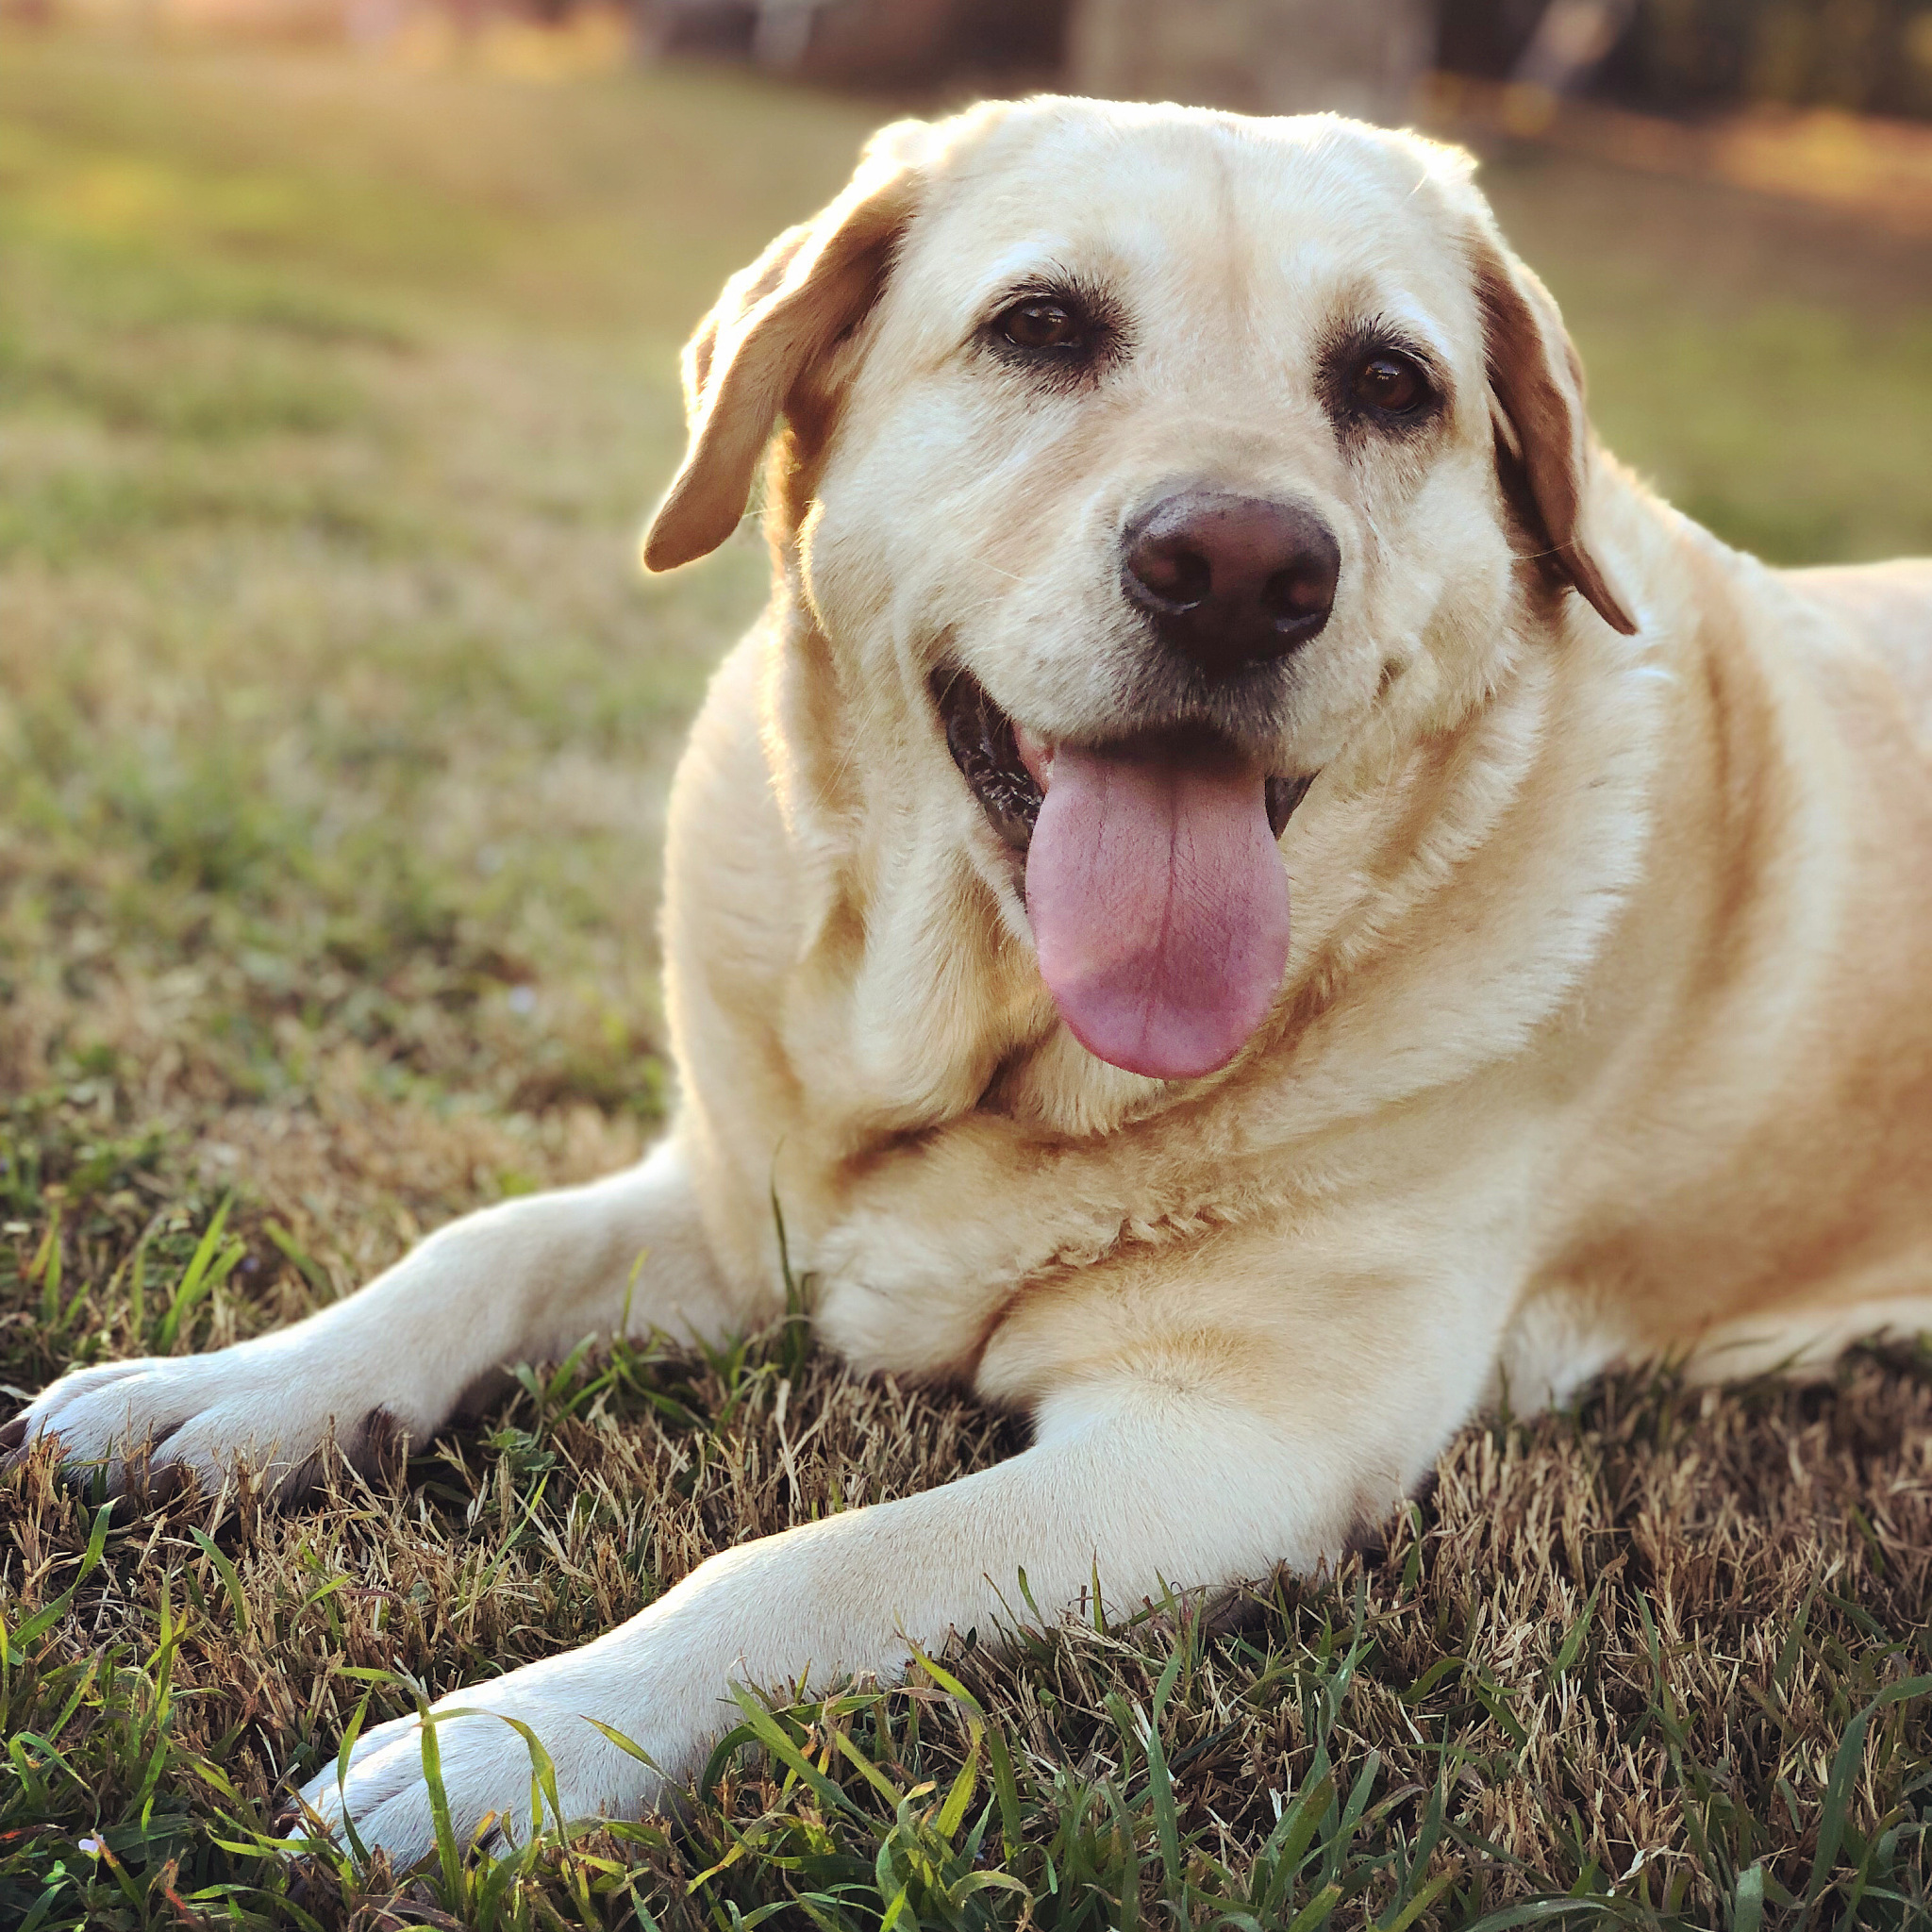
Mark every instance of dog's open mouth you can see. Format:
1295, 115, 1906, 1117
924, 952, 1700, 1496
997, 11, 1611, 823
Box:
935, 668, 1045, 855
934, 668, 1312, 1083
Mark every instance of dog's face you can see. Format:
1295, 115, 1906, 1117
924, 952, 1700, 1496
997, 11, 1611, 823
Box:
646, 99, 1633, 1086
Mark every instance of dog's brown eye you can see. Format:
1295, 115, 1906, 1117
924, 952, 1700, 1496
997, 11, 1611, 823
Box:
1351, 351, 1427, 414
999, 300, 1083, 352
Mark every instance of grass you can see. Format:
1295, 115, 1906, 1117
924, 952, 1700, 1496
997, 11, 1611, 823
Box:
1, 30, 1929, 1931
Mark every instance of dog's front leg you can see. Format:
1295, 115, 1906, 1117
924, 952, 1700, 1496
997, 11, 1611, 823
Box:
291, 1347, 1459, 1865
6, 1134, 758, 1497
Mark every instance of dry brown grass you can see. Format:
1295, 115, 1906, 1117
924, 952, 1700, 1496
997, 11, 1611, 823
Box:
6, 1255, 1929, 1923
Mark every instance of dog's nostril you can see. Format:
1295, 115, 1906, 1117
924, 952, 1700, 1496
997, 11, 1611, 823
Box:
1126, 536, 1211, 610
1262, 557, 1339, 626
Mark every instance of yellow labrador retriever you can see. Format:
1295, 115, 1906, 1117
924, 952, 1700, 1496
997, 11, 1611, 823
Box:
13, 97, 1932, 1859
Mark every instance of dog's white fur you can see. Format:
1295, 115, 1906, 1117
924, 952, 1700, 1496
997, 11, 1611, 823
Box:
17, 98, 1932, 1862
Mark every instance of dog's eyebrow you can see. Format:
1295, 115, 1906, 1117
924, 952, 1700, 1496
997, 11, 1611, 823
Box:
960, 244, 1104, 322
1333, 288, 1456, 373
1315, 265, 1444, 349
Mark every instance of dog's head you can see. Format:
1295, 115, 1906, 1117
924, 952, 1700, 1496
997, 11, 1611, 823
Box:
645, 98, 1635, 1087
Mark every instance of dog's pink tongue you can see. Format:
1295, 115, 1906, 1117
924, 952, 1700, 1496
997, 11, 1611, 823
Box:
1024, 741, 1290, 1080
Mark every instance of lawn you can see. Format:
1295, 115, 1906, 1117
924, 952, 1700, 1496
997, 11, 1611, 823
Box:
1, 32, 1929, 1931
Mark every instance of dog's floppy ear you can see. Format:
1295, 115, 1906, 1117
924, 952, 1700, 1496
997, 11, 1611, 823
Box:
641, 123, 927, 573
1468, 225, 1637, 636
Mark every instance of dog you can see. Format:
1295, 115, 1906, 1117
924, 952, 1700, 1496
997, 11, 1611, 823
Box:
11, 95, 1932, 1863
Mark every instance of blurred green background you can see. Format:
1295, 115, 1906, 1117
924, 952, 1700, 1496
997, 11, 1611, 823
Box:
0, 36, 1925, 1172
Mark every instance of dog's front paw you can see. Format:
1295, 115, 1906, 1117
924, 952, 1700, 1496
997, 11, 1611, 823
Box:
3, 1340, 419, 1501
291, 1652, 673, 1864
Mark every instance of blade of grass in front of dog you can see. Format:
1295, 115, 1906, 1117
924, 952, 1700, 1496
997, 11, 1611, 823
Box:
617, 1245, 649, 1340
76, 1499, 112, 1586
697, 1715, 767, 1811
1145, 1647, 1185, 1901
415, 1706, 465, 1900
581, 1716, 661, 1775
326, 1692, 373, 1867
829, 1724, 906, 1807
932, 1729, 981, 1842
770, 1172, 798, 1307
900, 1644, 996, 1842
982, 1720, 1024, 1863
725, 1684, 859, 1818
769, 1175, 815, 1380
490, 1710, 569, 1848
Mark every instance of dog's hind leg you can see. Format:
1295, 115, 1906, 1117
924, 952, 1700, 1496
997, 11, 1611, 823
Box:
1680, 1292, 1932, 1384
5, 1132, 757, 1502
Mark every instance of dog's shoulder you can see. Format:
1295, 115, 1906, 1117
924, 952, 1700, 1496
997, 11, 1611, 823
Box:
1781, 558, 1932, 741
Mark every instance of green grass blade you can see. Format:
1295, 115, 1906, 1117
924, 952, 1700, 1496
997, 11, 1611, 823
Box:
30, 1204, 63, 1329
983, 1714, 1024, 1863
725, 1685, 860, 1818
189, 1528, 249, 1640
158, 1194, 241, 1352
1146, 1646, 1185, 1900
1806, 1674, 1932, 1905
416, 1707, 466, 1898
1551, 1580, 1600, 1677
1732, 1859, 1766, 1932
933, 1725, 981, 1841
1282, 1880, 1342, 1932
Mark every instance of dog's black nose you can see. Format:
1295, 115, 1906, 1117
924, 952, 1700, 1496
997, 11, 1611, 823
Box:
1121, 491, 1340, 680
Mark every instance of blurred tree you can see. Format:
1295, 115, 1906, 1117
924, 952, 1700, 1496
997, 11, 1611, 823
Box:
631, 0, 1067, 79
1440, 0, 1932, 118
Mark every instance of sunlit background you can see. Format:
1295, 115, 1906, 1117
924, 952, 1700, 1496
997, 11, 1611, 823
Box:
0, 0, 1926, 1234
